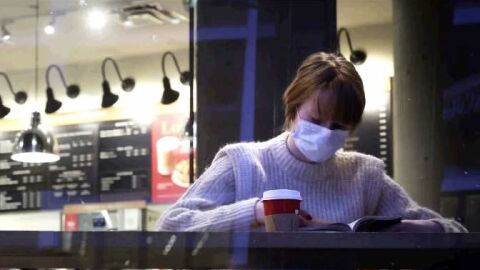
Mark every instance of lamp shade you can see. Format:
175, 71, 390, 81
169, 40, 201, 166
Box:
11, 112, 60, 163
161, 77, 179, 105
45, 87, 62, 114
101, 80, 119, 108
0, 97, 10, 118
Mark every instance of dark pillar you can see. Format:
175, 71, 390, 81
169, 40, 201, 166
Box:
196, 0, 336, 173
393, 0, 453, 209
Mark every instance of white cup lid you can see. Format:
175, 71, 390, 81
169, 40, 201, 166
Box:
262, 189, 302, 201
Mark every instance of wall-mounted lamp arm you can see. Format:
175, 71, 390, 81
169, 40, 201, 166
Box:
161, 51, 182, 77
0, 72, 16, 95
46, 64, 68, 88
101, 57, 124, 82
337, 27, 355, 53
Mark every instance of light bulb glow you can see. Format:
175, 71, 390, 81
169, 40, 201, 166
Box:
87, 9, 107, 30
123, 20, 133, 27
119, 13, 133, 27
44, 24, 55, 35
170, 18, 181, 24
1, 25, 10, 41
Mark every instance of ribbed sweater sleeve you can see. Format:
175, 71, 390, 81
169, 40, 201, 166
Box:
373, 167, 468, 233
156, 154, 259, 231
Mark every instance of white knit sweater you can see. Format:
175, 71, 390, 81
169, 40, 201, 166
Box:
156, 132, 467, 232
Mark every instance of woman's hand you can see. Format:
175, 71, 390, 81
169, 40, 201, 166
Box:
381, 219, 444, 233
254, 200, 265, 224
299, 216, 332, 227
254, 200, 314, 225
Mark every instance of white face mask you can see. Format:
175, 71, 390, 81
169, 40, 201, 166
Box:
291, 118, 348, 163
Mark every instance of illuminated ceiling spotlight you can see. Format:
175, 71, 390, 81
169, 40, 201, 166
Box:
1, 25, 11, 41
119, 12, 133, 27
87, 9, 107, 30
44, 16, 56, 35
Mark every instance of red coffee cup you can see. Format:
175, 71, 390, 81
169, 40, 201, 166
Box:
262, 189, 302, 232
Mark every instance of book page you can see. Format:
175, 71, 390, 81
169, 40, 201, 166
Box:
347, 216, 402, 232
348, 218, 363, 230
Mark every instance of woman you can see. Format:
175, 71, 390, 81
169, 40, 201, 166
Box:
157, 52, 467, 233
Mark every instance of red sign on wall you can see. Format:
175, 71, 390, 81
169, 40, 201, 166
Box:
151, 115, 192, 203
63, 213, 78, 231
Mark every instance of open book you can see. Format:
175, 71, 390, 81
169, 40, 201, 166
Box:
298, 216, 402, 232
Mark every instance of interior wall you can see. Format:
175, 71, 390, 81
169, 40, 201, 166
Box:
0, 49, 188, 230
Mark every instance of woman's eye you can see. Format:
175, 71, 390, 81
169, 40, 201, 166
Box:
331, 123, 346, 130
310, 118, 325, 126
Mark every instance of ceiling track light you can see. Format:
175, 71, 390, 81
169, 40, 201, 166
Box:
100, 57, 135, 108
45, 64, 81, 114
161, 51, 191, 105
44, 16, 56, 35
87, 9, 107, 30
119, 4, 188, 25
337, 27, 367, 65
119, 12, 133, 27
1, 24, 11, 42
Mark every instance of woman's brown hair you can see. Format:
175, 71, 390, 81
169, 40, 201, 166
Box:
282, 52, 365, 130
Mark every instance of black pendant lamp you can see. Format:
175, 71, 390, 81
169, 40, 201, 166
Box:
11, 112, 60, 163
45, 64, 80, 114
161, 51, 191, 104
0, 72, 28, 118
337, 28, 367, 65
100, 57, 135, 108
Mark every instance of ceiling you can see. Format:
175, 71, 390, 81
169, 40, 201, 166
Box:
0, 0, 189, 71
0, 0, 392, 71
337, 0, 392, 28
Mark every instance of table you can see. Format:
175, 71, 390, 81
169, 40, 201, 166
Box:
0, 232, 478, 269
